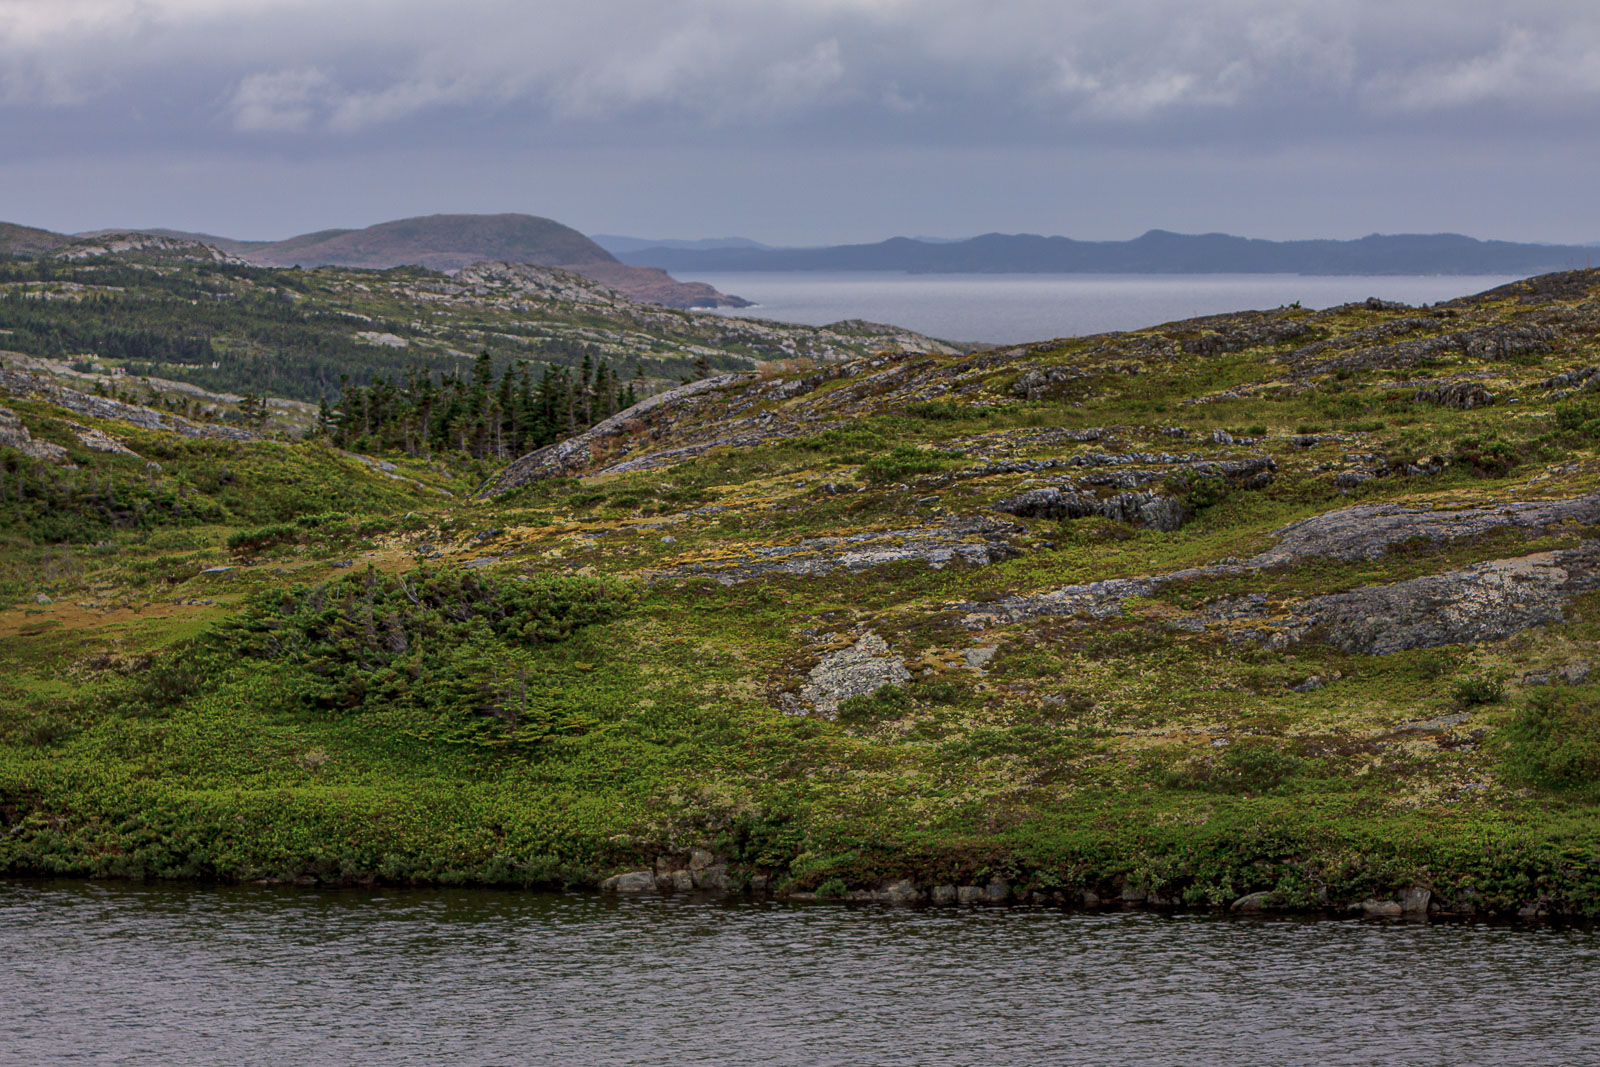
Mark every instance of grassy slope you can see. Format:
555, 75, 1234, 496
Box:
4, 270, 1600, 914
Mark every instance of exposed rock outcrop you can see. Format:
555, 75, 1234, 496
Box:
0, 366, 256, 442
967, 495, 1600, 656
1250, 494, 1600, 566
992, 457, 1275, 531
995, 488, 1187, 531
473, 373, 756, 495
1284, 322, 1558, 377
1274, 544, 1600, 655
656, 517, 1021, 585
789, 633, 911, 718
1414, 382, 1494, 409
0, 405, 69, 463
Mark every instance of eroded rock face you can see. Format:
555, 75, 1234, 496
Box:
0, 405, 69, 464
1414, 382, 1494, 409
656, 517, 1022, 585
1283, 545, 1600, 655
990, 457, 1274, 532
968, 495, 1600, 656
1285, 322, 1558, 377
0, 367, 256, 442
963, 573, 1190, 628
68, 423, 139, 457
995, 488, 1186, 532
1251, 494, 1600, 567
473, 373, 756, 495
793, 633, 911, 718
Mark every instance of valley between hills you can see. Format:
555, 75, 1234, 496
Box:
3, 233, 1600, 918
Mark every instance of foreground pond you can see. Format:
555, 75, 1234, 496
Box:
4, 881, 1598, 1065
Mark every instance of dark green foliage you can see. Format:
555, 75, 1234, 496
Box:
1167, 741, 1305, 795
836, 684, 912, 724
903, 400, 991, 420
0, 444, 226, 542
226, 512, 360, 553
1170, 472, 1232, 513
858, 445, 959, 483
328, 351, 634, 462
814, 877, 848, 899
1503, 688, 1600, 794
1552, 399, 1600, 441
1450, 434, 1518, 478
1452, 674, 1505, 707
215, 567, 632, 744
797, 425, 886, 452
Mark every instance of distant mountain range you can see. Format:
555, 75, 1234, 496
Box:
3, 215, 751, 309
613, 229, 1600, 276
591, 234, 772, 255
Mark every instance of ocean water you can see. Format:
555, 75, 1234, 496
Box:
681, 271, 1529, 345
4, 880, 1599, 1066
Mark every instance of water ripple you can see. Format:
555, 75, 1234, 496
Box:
3, 881, 1598, 1066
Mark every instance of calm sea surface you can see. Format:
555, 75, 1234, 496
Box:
682, 271, 1529, 345
5, 880, 1599, 1065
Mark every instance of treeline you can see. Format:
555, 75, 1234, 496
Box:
0, 262, 413, 400
329, 352, 641, 460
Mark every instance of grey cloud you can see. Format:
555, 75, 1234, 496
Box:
4, 0, 1600, 141
1, 1, 1598, 245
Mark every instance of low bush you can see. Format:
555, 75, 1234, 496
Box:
904, 400, 991, 421
1503, 688, 1600, 794
858, 445, 960, 484
1450, 435, 1518, 478
837, 684, 912, 724
1453, 674, 1505, 707
215, 566, 634, 744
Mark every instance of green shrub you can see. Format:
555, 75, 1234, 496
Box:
1553, 400, 1600, 441
1503, 688, 1600, 794
858, 445, 960, 484
798, 426, 886, 452
214, 566, 633, 744
1167, 740, 1304, 795
226, 523, 298, 552
1166, 472, 1231, 513
814, 877, 848, 900
837, 684, 912, 724
1450, 435, 1518, 478
904, 400, 991, 421
1453, 674, 1505, 707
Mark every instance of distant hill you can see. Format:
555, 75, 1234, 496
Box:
138, 227, 355, 255
0, 221, 71, 257
0, 214, 750, 309
235, 214, 749, 308
592, 234, 772, 255
246, 214, 614, 271
617, 229, 1600, 276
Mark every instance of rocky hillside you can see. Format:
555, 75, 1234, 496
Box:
0, 252, 954, 410
245, 213, 611, 271
5, 214, 751, 309
5, 269, 1600, 918
169, 214, 750, 309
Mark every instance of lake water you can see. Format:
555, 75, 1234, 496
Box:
6, 880, 1599, 1065
682, 271, 1529, 345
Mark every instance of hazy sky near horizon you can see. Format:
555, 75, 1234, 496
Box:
2, 0, 1598, 244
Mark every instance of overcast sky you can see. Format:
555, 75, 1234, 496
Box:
2, 0, 1598, 244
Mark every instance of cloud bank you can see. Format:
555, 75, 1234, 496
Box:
0, 1, 1596, 242
2, 0, 1596, 136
